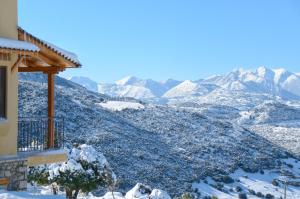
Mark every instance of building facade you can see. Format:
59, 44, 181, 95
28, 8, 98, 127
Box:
0, 0, 80, 190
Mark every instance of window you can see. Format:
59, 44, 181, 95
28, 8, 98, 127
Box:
0, 67, 6, 119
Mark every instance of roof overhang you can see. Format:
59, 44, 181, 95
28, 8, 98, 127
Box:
0, 27, 81, 74
18, 27, 81, 68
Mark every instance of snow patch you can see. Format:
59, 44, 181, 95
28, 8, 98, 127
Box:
98, 101, 144, 111
125, 183, 171, 199
150, 189, 171, 199
0, 190, 64, 199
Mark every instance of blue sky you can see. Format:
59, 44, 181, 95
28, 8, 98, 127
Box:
19, 0, 300, 83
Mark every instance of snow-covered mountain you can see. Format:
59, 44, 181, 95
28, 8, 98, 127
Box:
69, 76, 98, 93
205, 67, 300, 97
71, 67, 300, 107
98, 76, 181, 100
18, 73, 300, 197
163, 67, 300, 104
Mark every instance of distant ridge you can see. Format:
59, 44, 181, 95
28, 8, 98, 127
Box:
70, 67, 300, 105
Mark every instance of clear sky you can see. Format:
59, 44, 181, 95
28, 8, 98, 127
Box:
19, 0, 300, 83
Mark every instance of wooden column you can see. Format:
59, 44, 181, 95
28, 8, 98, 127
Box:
47, 73, 55, 148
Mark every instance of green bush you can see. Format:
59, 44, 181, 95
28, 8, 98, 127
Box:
28, 144, 115, 199
265, 193, 275, 199
248, 189, 255, 195
235, 186, 242, 192
238, 193, 247, 199
222, 175, 234, 184
256, 192, 264, 198
272, 179, 279, 186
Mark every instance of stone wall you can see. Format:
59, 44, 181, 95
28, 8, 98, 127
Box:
0, 158, 27, 191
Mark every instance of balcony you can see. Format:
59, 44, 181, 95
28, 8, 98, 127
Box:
17, 117, 65, 152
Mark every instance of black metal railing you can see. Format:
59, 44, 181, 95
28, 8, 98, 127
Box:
17, 117, 65, 152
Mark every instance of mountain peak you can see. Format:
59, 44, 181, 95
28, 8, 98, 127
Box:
116, 76, 139, 85
69, 76, 98, 92
256, 66, 270, 76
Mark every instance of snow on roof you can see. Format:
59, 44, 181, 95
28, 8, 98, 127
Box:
18, 27, 81, 67
42, 40, 81, 66
0, 37, 39, 52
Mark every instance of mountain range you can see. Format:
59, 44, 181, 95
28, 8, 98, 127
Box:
19, 71, 300, 197
70, 67, 300, 106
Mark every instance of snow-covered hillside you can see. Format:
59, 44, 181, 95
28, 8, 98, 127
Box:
18, 73, 300, 198
72, 67, 300, 107
192, 158, 300, 199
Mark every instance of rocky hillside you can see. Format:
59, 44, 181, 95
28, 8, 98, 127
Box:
19, 73, 300, 197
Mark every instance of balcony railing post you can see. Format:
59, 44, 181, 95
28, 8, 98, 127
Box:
48, 117, 55, 148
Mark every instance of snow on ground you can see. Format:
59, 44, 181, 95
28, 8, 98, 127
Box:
149, 189, 171, 199
95, 192, 125, 199
124, 183, 171, 199
193, 158, 300, 199
98, 101, 145, 111
0, 190, 64, 199
0, 183, 170, 199
251, 124, 300, 156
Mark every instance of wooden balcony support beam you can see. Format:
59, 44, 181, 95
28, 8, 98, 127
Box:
47, 72, 55, 148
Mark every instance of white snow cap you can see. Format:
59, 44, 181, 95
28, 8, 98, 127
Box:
125, 183, 171, 199
116, 76, 139, 85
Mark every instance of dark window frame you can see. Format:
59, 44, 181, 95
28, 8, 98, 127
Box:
0, 66, 7, 119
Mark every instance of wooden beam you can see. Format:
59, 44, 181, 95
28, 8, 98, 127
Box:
18, 66, 63, 73
11, 56, 23, 72
0, 178, 9, 186
47, 73, 55, 148
0, 48, 37, 57
0, 53, 11, 61
20, 59, 65, 73
38, 53, 66, 68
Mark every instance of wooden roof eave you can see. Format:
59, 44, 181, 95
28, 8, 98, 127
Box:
0, 48, 38, 57
18, 27, 81, 69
